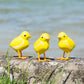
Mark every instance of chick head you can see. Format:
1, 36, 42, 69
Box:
40, 33, 50, 41
20, 31, 31, 39
57, 32, 68, 40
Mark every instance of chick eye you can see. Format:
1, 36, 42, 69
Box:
41, 36, 43, 38
24, 34, 26, 37
63, 35, 65, 37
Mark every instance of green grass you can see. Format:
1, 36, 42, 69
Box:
0, 49, 80, 84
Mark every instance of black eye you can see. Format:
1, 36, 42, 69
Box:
41, 36, 43, 38
24, 34, 26, 37
63, 35, 65, 37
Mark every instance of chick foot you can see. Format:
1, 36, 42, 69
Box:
64, 57, 71, 60
44, 59, 51, 61
37, 59, 51, 62
57, 57, 65, 60
57, 57, 71, 60
15, 56, 29, 59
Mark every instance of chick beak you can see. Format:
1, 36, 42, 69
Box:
57, 36, 61, 39
29, 35, 32, 38
46, 37, 50, 40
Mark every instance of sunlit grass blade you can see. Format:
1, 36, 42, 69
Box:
53, 64, 68, 84
33, 69, 50, 84
77, 79, 80, 84
6, 48, 10, 75
41, 69, 50, 84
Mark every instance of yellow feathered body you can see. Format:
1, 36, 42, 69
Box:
57, 32, 75, 60
10, 36, 29, 52
58, 37, 75, 53
34, 33, 50, 54
34, 39, 49, 54
10, 31, 31, 52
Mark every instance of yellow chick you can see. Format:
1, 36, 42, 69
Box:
34, 33, 51, 62
57, 32, 75, 60
10, 31, 31, 59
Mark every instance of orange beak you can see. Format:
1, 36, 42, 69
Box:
57, 36, 61, 39
46, 37, 50, 40
29, 35, 32, 38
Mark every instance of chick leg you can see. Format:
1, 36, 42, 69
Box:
15, 50, 28, 59
43, 53, 51, 62
64, 52, 71, 60
37, 53, 47, 62
37, 53, 42, 62
37, 53, 51, 62
57, 51, 65, 60
15, 50, 21, 59
20, 51, 28, 59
